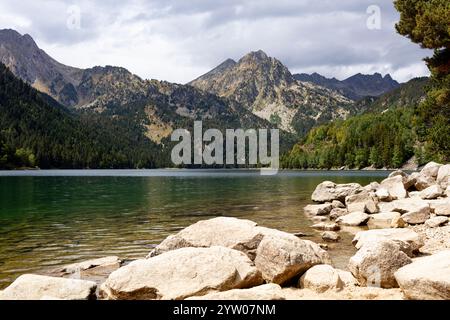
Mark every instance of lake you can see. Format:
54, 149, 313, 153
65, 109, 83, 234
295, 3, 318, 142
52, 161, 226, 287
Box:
0, 169, 391, 289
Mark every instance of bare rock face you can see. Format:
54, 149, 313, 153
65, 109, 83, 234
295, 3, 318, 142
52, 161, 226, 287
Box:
101, 247, 263, 300
436, 164, 450, 189
348, 240, 412, 289
148, 217, 262, 259
395, 250, 450, 300
311, 181, 361, 203
299, 264, 344, 293
345, 189, 379, 214
0, 274, 97, 300
352, 228, 424, 254
420, 185, 443, 200
380, 176, 407, 200
336, 212, 370, 226
186, 284, 285, 300
304, 203, 333, 216
254, 234, 331, 285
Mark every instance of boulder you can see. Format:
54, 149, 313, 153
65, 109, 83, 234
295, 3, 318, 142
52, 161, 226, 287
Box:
101, 247, 263, 300
56, 256, 121, 275
321, 231, 340, 242
299, 265, 344, 293
420, 162, 442, 179
401, 207, 430, 225
390, 215, 407, 228
404, 172, 419, 190
311, 181, 361, 203
368, 212, 401, 228
311, 222, 340, 231
433, 201, 450, 216
420, 185, 443, 200
348, 240, 412, 288
329, 208, 348, 220
408, 191, 421, 198
148, 217, 262, 259
304, 203, 333, 216
380, 176, 407, 200
375, 188, 392, 202
415, 174, 436, 191
331, 200, 346, 209
394, 250, 450, 300
0, 274, 97, 300
364, 182, 380, 192
345, 190, 379, 214
186, 284, 285, 300
425, 216, 449, 228
352, 228, 424, 254
254, 234, 331, 285
336, 212, 370, 226
436, 164, 450, 189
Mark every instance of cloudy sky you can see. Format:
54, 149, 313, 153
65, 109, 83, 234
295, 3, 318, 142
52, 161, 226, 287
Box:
0, 0, 432, 83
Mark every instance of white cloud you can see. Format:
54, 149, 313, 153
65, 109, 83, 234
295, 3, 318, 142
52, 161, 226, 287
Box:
0, 0, 432, 83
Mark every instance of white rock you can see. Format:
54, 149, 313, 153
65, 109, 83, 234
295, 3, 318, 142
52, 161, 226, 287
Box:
186, 284, 285, 300
58, 256, 121, 274
380, 176, 407, 200
401, 207, 431, 225
149, 217, 261, 259
348, 240, 412, 288
395, 250, 450, 300
329, 208, 348, 220
254, 233, 331, 285
433, 201, 450, 216
375, 188, 392, 202
336, 212, 370, 226
321, 231, 340, 242
352, 228, 424, 254
101, 247, 263, 300
425, 216, 449, 228
368, 212, 402, 228
311, 181, 361, 203
0, 274, 97, 300
415, 174, 436, 191
420, 162, 442, 179
299, 265, 344, 293
345, 190, 379, 214
304, 203, 333, 216
311, 222, 340, 231
331, 200, 346, 209
420, 185, 443, 200
436, 164, 450, 189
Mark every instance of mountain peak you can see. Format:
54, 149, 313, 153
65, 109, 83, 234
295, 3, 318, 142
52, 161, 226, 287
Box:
240, 50, 269, 62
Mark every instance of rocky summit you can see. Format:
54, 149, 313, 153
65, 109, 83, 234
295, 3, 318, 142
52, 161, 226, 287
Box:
189, 50, 353, 134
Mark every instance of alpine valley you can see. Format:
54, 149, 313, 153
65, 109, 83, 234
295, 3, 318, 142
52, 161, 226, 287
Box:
0, 29, 433, 169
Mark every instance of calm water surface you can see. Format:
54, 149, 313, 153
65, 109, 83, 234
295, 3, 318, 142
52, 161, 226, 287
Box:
0, 169, 390, 289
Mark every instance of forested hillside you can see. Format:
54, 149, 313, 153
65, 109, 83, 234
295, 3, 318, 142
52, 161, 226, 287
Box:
281, 78, 437, 169
0, 63, 165, 169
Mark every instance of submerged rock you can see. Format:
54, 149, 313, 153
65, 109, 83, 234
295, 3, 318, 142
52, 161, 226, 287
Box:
321, 231, 340, 242
311, 222, 340, 231
0, 274, 97, 300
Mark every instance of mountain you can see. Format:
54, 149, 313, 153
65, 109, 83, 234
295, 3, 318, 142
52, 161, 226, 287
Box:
0, 63, 164, 169
281, 77, 431, 169
293, 72, 400, 100
189, 50, 353, 134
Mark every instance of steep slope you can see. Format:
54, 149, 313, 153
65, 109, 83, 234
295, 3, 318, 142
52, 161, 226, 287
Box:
282, 77, 431, 169
189, 50, 353, 134
0, 63, 164, 169
294, 72, 400, 100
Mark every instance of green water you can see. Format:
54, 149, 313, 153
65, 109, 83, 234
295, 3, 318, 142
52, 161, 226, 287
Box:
0, 169, 390, 289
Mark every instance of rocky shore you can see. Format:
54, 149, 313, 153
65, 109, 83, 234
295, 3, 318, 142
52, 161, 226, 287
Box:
0, 162, 449, 300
